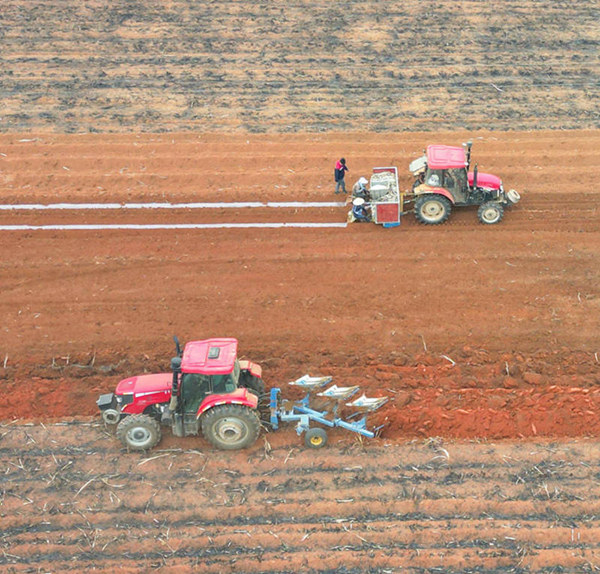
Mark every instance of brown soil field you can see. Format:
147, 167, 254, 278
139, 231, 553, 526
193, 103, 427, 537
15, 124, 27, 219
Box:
1, 0, 600, 570
1, 129, 599, 436
3, 422, 600, 572
1, 129, 600, 571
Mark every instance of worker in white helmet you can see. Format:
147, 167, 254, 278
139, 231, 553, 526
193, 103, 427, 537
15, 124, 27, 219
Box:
351, 197, 371, 222
352, 176, 370, 200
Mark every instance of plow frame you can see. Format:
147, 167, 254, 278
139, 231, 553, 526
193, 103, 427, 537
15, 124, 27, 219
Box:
269, 387, 383, 439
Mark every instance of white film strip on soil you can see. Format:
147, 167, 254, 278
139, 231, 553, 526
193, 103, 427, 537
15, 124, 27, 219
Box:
0, 201, 348, 230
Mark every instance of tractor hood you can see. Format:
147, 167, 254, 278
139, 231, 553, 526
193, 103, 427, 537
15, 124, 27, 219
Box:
115, 373, 172, 396
468, 171, 502, 190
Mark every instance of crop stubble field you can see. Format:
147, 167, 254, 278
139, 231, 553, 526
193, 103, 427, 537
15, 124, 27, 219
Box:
1, 1, 600, 572
3, 422, 600, 573
0, 0, 599, 133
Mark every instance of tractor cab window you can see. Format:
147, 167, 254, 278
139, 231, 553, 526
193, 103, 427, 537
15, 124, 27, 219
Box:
181, 373, 211, 413
211, 361, 240, 394
445, 168, 469, 202
211, 374, 236, 394
425, 170, 443, 187
447, 168, 467, 190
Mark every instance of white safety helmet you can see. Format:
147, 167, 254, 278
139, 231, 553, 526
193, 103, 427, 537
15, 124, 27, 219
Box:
353, 197, 365, 206
358, 177, 368, 186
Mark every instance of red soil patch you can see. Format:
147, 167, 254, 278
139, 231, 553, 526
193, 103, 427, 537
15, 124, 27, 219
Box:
1, 131, 599, 442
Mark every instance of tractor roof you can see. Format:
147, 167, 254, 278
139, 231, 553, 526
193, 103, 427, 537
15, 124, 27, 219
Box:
181, 338, 238, 374
426, 145, 467, 169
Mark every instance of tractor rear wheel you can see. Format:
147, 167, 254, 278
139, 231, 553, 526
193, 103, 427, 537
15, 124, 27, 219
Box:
478, 202, 504, 224
201, 404, 261, 450
116, 414, 161, 451
304, 427, 328, 449
415, 194, 451, 225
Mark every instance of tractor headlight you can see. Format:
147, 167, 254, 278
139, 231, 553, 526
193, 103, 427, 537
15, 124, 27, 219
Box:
115, 394, 134, 405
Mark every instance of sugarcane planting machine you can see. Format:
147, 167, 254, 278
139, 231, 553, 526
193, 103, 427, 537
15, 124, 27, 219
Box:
97, 337, 388, 451
348, 141, 520, 227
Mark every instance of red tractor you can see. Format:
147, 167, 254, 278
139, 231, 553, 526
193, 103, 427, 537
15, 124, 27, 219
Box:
409, 142, 520, 225
97, 337, 266, 451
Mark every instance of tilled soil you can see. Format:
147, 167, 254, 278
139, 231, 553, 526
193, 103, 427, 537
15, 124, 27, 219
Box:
2, 422, 600, 572
2, 1, 600, 571
1, 130, 599, 441
1, 130, 599, 572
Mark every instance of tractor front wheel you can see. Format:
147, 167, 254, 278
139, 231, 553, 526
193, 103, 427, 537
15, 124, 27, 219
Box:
201, 404, 261, 450
415, 194, 452, 225
478, 202, 504, 224
116, 414, 162, 451
304, 427, 328, 449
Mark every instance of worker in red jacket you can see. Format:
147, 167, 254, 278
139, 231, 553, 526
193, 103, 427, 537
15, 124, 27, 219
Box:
334, 158, 349, 194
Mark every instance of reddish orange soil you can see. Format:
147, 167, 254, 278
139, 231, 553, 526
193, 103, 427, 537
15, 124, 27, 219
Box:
1, 131, 599, 442
3, 422, 600, 572
2, 2, 599, 570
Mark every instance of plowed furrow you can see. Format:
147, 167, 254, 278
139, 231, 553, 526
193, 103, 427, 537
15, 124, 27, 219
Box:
2, 423, 600, 571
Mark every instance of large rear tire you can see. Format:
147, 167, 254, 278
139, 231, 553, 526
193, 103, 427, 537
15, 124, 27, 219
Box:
415, 194, 452, 225
478, 202, 504, 224
116, 414, 161, 451
201, 404, 261, 450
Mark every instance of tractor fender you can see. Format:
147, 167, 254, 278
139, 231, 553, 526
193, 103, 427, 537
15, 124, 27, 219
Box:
413, 185, 455, 204
196, 387, 258, 417
238, 359, 262, 378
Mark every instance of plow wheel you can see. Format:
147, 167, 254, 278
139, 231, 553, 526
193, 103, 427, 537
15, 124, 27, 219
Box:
304, 427, 328, 449
201, 404, 261, 450
415, 194, 451, 225
116, 414, 161, 451
478, 202, 504, 224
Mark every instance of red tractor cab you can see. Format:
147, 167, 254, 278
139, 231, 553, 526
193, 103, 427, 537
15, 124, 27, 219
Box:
97, 337, 266, 451
409, 142, 520, 224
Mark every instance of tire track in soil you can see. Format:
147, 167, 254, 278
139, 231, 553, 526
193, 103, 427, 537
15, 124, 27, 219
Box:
2, 422, 600, 572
